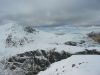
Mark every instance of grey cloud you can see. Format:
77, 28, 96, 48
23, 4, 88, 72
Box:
0, 0, 100, 26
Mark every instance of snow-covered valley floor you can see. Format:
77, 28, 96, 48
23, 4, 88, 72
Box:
0, 23, 100, 75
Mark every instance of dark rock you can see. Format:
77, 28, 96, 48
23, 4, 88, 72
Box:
75, 49, 100, 55
13, 62, 21, 67
24, 52, 34, 56
8, 58, 13, 62
88, 32, 100, 43
16, 58, 26, 63
79, 63, 82, 65
26, 72, 36, 75
61, 51, 72, 59
64, 41, 77, 46
3, 50, 72, 75
72, 64, 75, 67
41, 50, 47, 57
34, 50, 42, 56
79, 40, 85, 44
24, 26, 36, 33
17, 54, 24, 57
3, 49, 100, 75
10, 65, 16, 70
47, 51, 62, 63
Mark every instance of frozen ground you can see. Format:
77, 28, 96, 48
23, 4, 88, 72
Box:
0, 23, 100, 58
38, 55, 100, 75
0, 23, 100, 75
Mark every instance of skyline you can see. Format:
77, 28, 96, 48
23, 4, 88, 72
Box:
0, 0, 100, 26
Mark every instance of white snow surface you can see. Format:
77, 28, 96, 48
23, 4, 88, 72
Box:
0, 23, 100, 59
0, 23, 100, 75
38, 55, 100, 75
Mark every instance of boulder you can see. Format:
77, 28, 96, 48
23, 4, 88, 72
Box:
64, 41, 77, 46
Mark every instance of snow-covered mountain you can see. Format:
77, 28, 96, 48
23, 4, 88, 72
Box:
0, 23, 100, 75
0, 23, 56, 58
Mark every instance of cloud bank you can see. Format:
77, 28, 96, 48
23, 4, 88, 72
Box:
0, 0, 100, 26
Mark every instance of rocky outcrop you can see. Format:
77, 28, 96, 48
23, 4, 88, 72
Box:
75, 49, 100, 55
24, 26, 39, 34
5, 34, 33, 47
5, 26, 39, 47
5, 26, 39, 48
2, 49, 71, 75
73, 49, 100, 55
88, 32, 100, 43
64, 41, 77, 46
1, 49, 100, 75
64, 40, 85, 46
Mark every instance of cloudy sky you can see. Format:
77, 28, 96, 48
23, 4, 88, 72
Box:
0, 0, 100, 26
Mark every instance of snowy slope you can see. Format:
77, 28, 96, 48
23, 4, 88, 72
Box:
0, 23, 56, 58
0, 23, 100, 59
0, 23, 100, 75
38, 55, 100, 75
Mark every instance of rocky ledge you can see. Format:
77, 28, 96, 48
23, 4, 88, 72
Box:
1, 49, 71, 75
1, 49, 100, 75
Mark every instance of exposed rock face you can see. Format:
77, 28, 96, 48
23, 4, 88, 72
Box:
75, 49, 100, 55
5, 34, 32, 47
88, 32, 100, 43
64, 40, 86, 46
2, 49, 71, 75
64, 41, 77, 46
5, 26, 39, 48
1, 49, 100, 75
79, 40, 85, 44
24, 26, 37, 33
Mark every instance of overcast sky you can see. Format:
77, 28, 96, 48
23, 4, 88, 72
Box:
0, 0, 100, 26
